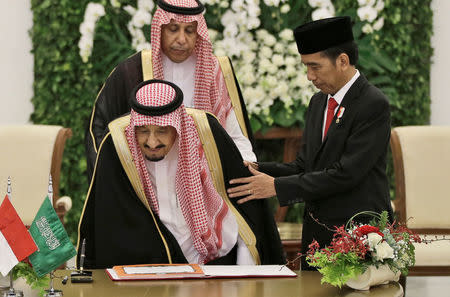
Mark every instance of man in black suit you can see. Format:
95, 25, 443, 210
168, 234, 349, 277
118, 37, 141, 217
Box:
227, 16, 393, 270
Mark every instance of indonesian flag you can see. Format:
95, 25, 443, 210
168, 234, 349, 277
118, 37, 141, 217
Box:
0, 195, 38, 276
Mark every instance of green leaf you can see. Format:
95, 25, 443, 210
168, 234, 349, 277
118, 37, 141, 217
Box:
12, 263, 50, 297
250, 116, 262, 133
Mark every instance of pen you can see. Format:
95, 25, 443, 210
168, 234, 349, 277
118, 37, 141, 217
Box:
80, 238, 86, 272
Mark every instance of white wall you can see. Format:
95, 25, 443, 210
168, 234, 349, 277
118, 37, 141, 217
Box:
430, 0, 450, 125
0, 0, 34, 124
0, 1, 448, 125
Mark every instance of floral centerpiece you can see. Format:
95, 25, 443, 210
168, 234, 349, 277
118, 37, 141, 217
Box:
305, 211, 421, 288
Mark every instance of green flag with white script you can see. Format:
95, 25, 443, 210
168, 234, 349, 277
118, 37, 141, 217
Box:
29, 197, 76, 277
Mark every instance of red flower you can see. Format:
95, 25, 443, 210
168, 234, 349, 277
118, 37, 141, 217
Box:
22, 257, 33, 267
355, 225, 384, 237
387, 221, 422, 243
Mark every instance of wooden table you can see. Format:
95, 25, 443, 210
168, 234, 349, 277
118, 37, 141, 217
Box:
39, 269, 404, 297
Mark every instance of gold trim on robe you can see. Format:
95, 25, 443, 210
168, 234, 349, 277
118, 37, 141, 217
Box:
217, 56, 249, 138
76, 131, 111, 263
141, 49, 154, 81
108, 115, 173, 264
186, 108, 260, 264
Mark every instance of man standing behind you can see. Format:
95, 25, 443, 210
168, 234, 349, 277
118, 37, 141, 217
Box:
86, 0, 255, 180
78, 80, 283, 268
227, 16, 393, 270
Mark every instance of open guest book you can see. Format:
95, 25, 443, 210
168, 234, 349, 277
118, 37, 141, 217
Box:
106, 264, 297, 281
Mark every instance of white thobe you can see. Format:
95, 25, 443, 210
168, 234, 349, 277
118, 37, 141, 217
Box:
162, 54, 257, 162
145, 139, 255, 264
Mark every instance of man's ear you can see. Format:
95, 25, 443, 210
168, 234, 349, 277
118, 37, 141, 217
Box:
336, 53, 350, 70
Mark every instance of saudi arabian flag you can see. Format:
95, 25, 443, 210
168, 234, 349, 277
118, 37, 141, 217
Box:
29, 197, 76, 277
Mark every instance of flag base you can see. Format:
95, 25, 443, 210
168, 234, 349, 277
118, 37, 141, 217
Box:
44, 289, 63, 297
0, 274, 9, 290
1, 289, 23, 297
1, 272, 23, 297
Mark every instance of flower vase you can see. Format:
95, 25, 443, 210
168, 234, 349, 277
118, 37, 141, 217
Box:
345, 264, 400, 290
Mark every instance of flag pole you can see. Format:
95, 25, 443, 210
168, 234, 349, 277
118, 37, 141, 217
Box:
42, 176, 63, 297
43, 271, 63, 297
7, 176, 11, 199
2, 179, 23, 297
47, 175, 53, 205
3, 272, 23, 297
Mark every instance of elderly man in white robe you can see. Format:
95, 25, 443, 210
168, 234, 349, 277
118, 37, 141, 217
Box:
85, 0, 255, 180
77, 80, 284, 268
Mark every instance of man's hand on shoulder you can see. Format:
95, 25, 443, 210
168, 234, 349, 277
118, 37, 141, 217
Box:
227, 161, 276, 204
243, 160, 258, 171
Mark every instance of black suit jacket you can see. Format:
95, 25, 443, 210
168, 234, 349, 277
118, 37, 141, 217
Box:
259, 73, 393, 268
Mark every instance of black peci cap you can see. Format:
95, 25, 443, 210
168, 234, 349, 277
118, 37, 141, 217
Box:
293, 16, 354, 55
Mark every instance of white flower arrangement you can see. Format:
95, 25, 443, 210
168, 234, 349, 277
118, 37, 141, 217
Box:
263, 0, 287, 7
78, 0, 384, 129
357, 5, 378, 22
280, 4, 290, 13
357, 0, 385, 33
308, 0, 335, 21
110, 0, 121, 8
124, 1, 154, 51
210, 27, 315, 117
78, 3, 105, 63
373, 240, 395, 261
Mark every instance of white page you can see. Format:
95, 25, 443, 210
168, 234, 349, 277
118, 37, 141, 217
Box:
199, 265, 296, 277
123, 265, 195, 274
107, 268, 119, 279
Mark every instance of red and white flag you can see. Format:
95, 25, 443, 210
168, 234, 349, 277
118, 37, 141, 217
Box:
0, 195, 38, 276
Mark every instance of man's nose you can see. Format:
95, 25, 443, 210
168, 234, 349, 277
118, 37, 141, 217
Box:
146, 134, 160, 148
306, 69, 315, 81
176, 31, 187, 44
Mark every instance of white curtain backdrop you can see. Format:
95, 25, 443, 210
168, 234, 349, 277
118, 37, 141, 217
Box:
430, 0, 450, 125
0, 0, 33, 124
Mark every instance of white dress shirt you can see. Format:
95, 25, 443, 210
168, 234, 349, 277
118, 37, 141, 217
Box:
322, 69, 360, 138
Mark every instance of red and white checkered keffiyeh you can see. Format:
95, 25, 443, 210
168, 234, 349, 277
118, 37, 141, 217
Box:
125, 81, 230, 263
151, 0, 232, 127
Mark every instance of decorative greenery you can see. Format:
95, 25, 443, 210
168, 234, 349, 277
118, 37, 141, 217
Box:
30, 0, 95, 242
29, 0, 433, 240
12, 262, 49, 297
306, 211, 420, 288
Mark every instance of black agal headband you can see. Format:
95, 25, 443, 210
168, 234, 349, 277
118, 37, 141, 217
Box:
130, 79, 183, 116
157, 0, 205, 15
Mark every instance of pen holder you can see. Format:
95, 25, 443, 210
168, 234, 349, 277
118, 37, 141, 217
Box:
70, 271, 93, 283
